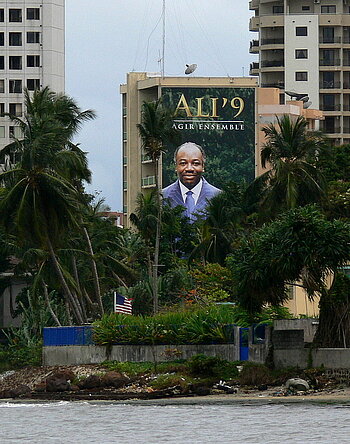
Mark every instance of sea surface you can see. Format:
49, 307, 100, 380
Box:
1, 401, 349, 443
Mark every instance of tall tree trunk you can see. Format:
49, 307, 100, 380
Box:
42, 281, 61, 326
152, 159, 161, 314
47, 237, 84, 324
72, 255, 81, 294
83, 226, 104, 316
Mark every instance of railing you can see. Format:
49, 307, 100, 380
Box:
123, 156, 127, 166
319, 81, 341, 89
343, 105, 350, 111
250, 62, 259, 70
261, 60, 284, 68
250, 39, 259, 48
319, 37, 342, 44
319, 59, 341, 66
320, 126, 341, 134
343, 82, 350, 89
261, 38, 284, 45
342, 127, 350, 133
343, 60, 350, 67
141, 176, 156, 187
141, 153, 152, 162
261, 82, 285, 89
319, 104, 341, 111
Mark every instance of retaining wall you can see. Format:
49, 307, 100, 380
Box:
274, 348, 350, 369
43, 344, 240, 366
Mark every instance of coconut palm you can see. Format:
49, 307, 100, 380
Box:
0, 87, 95, 323
250, 114, 327, 219
136, 99, 179, 313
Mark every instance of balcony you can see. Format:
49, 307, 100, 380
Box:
261, 38, 284, 45
261, 82, 285, 89
123, 156, 127, 166
342, 127, 350, 133
261, 60, 284, 68
141, 176, 156, 188
319, 104, 341, 111
249, 39, 259, 53
320, 126, 341, 134
319, 59, 341, 66
141, 153, 152, 163
319, 81, 341, 89
249, 62, 259, 75
344, 82, 350, 89
343, 105, 350, 111
249, 0, 259, 10
319, 37, 341, 44
249, 17, 259, 31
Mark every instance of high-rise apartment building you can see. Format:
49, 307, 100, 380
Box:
249, 0, 350, 144
0, 0, 64, 150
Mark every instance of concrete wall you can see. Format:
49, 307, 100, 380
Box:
274, 348, 350, 369
274, 319, 319, 342
43, 344, 240, 366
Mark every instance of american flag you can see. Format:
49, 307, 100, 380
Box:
114, 292, 133, 315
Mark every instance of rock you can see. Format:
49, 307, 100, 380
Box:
0, 389, 12, 398
101, 371, 129, 389
285, 378, 310, 391
9, 384, 31, 398
192, 385, 211, 396
34, 382, 47, 393
79, 374, 102, 389
46, 371, 74, 392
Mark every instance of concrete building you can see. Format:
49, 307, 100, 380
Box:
249, 0, 350, 144
0, 0, 64, 328
0, 0, 65, 150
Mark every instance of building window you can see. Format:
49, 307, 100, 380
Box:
9, 32, 22, 46
321, 5, 336, 14
0, 80, 4, 93
27, 79, 40, 91
296, 71, 308, 81
27, 8, 40, 20
27, 55, 40, 67
9, 126, 22, 139
0, 126, 5, 138
0, 9, 4, 22
0, 33, 4, 46
296, 27, 308, 36
0, 56, 4, 70
9, 80, 22, 93
273, 5, 284, 14
9, 56, 22, 70
0, 103, 4, 115
295, 49, 308, 59
27, 32, 40, 44
302, 6, 310, 11
9, 9, 22, 22
9, 103, 22, 117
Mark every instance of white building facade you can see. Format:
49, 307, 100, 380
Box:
250, 0, 350, 144
0, 0, 65, 150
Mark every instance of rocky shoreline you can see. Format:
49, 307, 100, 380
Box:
1, 364, 350, 403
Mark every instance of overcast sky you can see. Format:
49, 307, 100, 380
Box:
65, 0, 254, 210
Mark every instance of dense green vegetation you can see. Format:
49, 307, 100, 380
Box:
1, 92, 350, 367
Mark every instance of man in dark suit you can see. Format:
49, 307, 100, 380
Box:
162, 142, 221, 222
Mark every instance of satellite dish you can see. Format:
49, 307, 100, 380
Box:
185, 64, 197, 75
285, 91, 309, 102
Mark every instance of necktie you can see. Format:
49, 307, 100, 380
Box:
185, 190, 195, 221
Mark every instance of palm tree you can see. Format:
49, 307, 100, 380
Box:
136, 99, 178, 313
250, 114, 326, 219
0, 87, 96, 323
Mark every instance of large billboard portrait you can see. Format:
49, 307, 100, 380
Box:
161, 87, 255, 221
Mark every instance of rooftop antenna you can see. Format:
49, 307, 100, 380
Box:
161, 0, 165, 77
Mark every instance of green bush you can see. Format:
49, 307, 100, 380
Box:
0, 342, 42, 370
239, 363, 272, 386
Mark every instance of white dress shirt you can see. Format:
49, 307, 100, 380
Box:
179, 178, 203, 205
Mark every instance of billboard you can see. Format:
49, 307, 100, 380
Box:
161, 87, 256, 191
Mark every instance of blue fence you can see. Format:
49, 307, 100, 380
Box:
43, 326, 94, 346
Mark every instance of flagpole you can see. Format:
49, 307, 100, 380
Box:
162, 0, 165, 78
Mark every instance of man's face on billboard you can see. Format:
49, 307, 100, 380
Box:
175, 143, 204, 189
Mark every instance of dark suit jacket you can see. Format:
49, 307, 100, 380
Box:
162, 178, 221, 220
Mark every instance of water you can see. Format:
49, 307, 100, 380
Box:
1, 401, 349, 443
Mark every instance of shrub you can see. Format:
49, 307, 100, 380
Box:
239, 363, 272, 386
